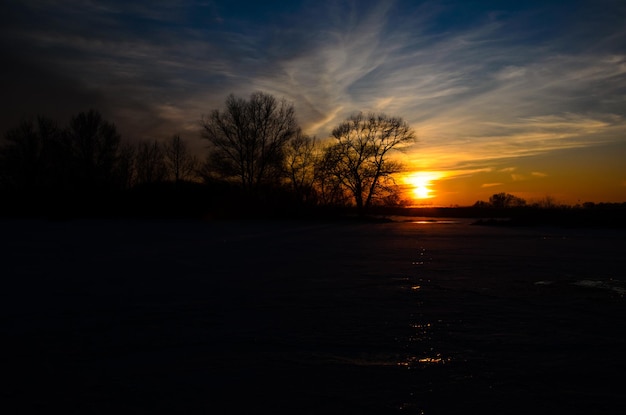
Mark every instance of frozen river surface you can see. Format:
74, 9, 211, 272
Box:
2, 218, 626, 414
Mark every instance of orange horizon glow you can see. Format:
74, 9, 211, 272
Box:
403, 171, 446, 202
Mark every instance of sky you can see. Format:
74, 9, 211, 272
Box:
1, 0, 625, 206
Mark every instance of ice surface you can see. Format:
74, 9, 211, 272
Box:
2, 218, 625, 414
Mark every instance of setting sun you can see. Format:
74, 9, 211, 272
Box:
405, 172, 444, 200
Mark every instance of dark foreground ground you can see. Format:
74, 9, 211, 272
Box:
2, 218, 625, 414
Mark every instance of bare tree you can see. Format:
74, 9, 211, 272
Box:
321, 112, 416, 212
284, 132, 317, 203
66, 110, 121, 190
314, 145, 351, 206
135, 140, 166, 185
1, 111, 129, 193
200, 92, 299, 191
0, 116, 64, 190
532, 195, 559, 209
164, 134, 198, 183
115, 140, 137, 190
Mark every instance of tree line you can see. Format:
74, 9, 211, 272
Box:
0, 111, 199, 192
473, 192, 626, 210
0, 92, 416, 217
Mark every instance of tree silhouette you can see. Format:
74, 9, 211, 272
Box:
200, 92, 299, 191
321, 112, 415, 212
164, 134, 198, 184
314, 144, 351, 207
488, 192, 527, 208
135, 140, 167, 185
1, 106, 421, 217
284, 132, 317, 204
0, 116, 64, 191
115, 140, 137, 190
66, 110, 122, 190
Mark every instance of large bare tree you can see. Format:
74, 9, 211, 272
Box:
164, 134, 198, 183
322, 112, 415, 212
200, 92, 299, 191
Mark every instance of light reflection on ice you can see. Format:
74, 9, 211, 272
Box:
399, 269, 453, 368
397, 353, 451, 368
330, 353, 451, 368
534, 279, 625, 296
397, 402, 425, 414
412, 247, 427, 266
404, 314, 451, 367
412, 220, 460, 224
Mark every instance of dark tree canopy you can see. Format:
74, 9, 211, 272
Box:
284, 132, 317, 203
322, 112, 416, 211
488, 192, 527, 208
200, 92, 300, 191
0, 110, 127, 193
164, 134, 198, 184
0, 116, 63, 191
135, 140, 167, 185
67, 109, 122, 190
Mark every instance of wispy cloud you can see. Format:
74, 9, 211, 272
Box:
2, 0, 625, 175
481, 183, 503, 188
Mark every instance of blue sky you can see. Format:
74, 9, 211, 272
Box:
2, 0, 625, 204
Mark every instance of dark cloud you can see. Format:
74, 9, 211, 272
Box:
0, 49, 109, 130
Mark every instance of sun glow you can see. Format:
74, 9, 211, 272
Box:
405, 172, 444, 200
